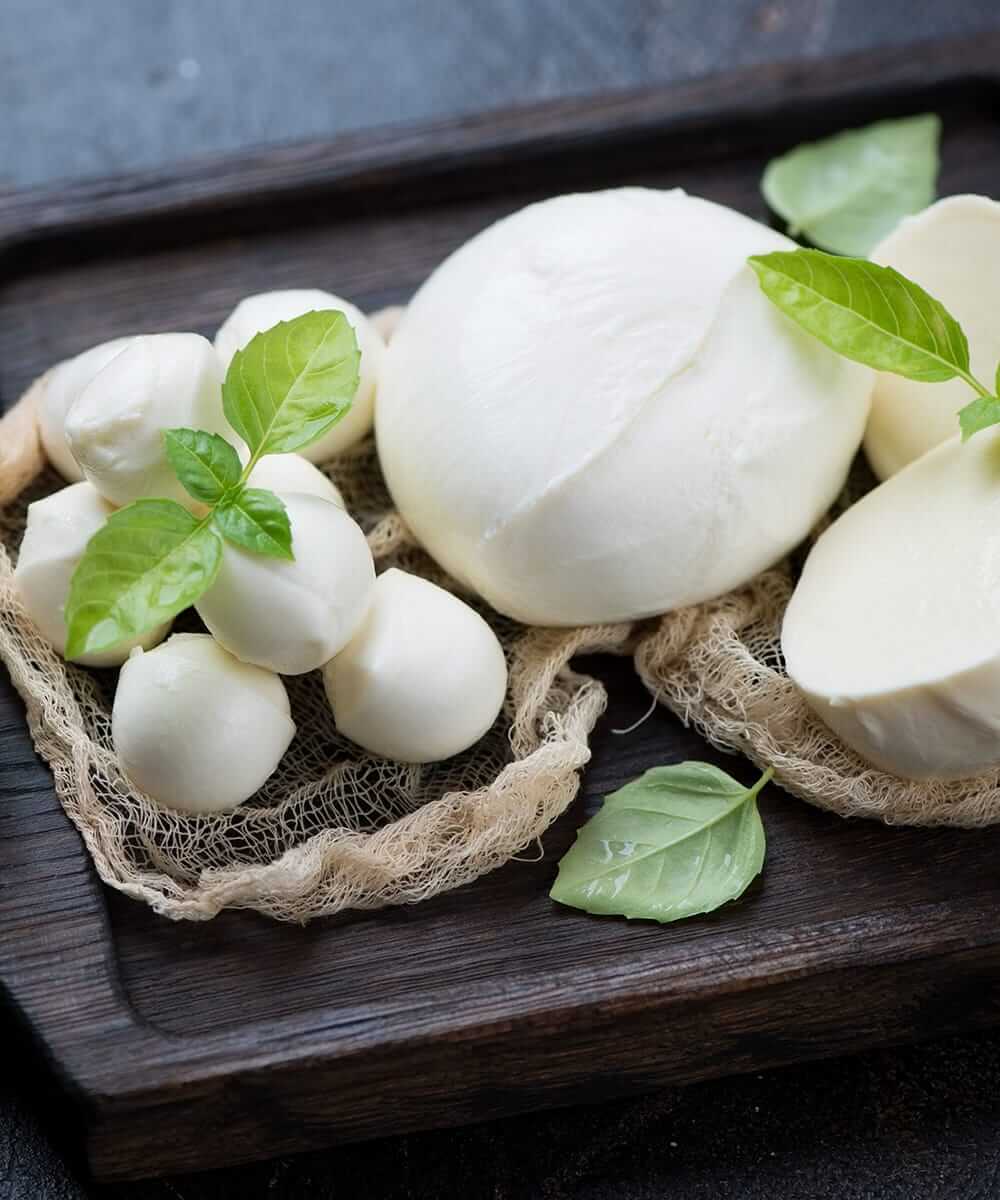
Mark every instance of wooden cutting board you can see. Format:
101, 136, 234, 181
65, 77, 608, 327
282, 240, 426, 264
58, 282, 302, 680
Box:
4, 34, 1000, 1184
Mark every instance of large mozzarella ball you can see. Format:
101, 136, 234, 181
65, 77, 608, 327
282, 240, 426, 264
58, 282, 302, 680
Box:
783, 426, 1000, 779
65, 333, 227, 507
214, 290, 384, 461
377, 188, 873, 626
37, 338, 133, 481
324, 568, 507, 763
14, 482, 170, 667
196, 492, 375, 674
113, 634, 295, 813
865, 196, 1000, 479
247, 453, 344, 506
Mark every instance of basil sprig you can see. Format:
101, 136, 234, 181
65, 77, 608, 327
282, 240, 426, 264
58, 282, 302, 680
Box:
749, 248, 1000, 441
64, 310, 359, 661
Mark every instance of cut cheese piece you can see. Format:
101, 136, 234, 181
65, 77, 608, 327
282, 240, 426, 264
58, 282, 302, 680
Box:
377, 188, 873, 625
783, 427, 1000, 779
866, 195, 1000, 479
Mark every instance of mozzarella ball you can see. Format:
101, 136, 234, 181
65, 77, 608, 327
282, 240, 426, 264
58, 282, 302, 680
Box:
377, 188, 873, 626
783, 426, 1000, 779
65, 333, 227, 507
214, 290, 384, 461
113, 634, 295, 813
37, 338, 133, 481
14, 482, 170, 667
247, 453, 344, 506
196, 492, 375, 674
324, 569, 507, 762
865, 196, 1000, 479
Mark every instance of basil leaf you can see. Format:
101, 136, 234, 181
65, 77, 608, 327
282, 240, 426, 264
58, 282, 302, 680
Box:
749, 249, 971, 383
550, 762, 769, 923
163, 428, 242, 504
65, 499, 222, 660
213, 488, 293, 560
222, 310, 360, 457
761, 113, 940, 256
958, 396, 1000, 441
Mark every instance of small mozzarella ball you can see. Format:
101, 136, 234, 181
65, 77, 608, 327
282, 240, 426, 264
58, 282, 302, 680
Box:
37, 338, 133, 482
247, 454, 344, 506
214, 290, 384, 461
65, 333, 227, 507
14, 482, 170, 666
324, 568, 508, 763
113, 634, 295, 813
196, 492, 375, 675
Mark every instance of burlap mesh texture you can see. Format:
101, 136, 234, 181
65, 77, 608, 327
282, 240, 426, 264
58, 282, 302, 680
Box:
3, 388, 998, 927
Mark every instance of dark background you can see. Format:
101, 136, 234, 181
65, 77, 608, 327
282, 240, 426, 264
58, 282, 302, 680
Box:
4, 2, 1000, 1197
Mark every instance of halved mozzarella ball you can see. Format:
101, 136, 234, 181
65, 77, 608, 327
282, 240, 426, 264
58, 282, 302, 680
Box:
866, 195, 1000, 479
214, 290, 384, 461
783, 426, 1000, 779
247, 454, 344, 506
37, 338, 133, 481
113, 634, 295, 813
324, 568, 507, 763
196, 492, 374, 674
65, 333, 227, 507
14, 482, 170, 667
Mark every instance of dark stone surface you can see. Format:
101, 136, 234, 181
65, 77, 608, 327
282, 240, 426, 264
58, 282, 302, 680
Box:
4, 1, 1000, 1196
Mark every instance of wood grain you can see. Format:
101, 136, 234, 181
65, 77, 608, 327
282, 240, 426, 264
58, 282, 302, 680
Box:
4, 34, 1000, 1183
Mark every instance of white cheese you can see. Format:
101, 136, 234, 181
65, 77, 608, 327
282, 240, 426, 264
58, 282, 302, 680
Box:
113, 633, 295, 813
782, 427, 1000, 779
13, 482, 170, 666
323, 568, 507, 763
247, 454, 344, 506
865, 195, 1000, 479
196, 492, 375, 675
37, 338, 133, 482
214, 289, 384, 461
376, 188, 873, 626
65, 333, 227, 507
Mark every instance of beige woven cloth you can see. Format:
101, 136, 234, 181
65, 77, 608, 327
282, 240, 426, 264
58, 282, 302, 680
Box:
3, 376, 998, 926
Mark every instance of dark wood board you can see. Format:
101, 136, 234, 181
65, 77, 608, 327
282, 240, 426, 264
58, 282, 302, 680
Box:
4, 34, 1000, 1184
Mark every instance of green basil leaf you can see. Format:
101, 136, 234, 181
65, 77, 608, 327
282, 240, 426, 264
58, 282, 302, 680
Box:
163, 428, 242, 504
65, 499, 222, 660
213, 487, 293, 560
749, 248, 971, 383
222, 310, 360, 457
761, 113, 940, 256
550, 762, 769, 923
958, 396, 1000, 441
